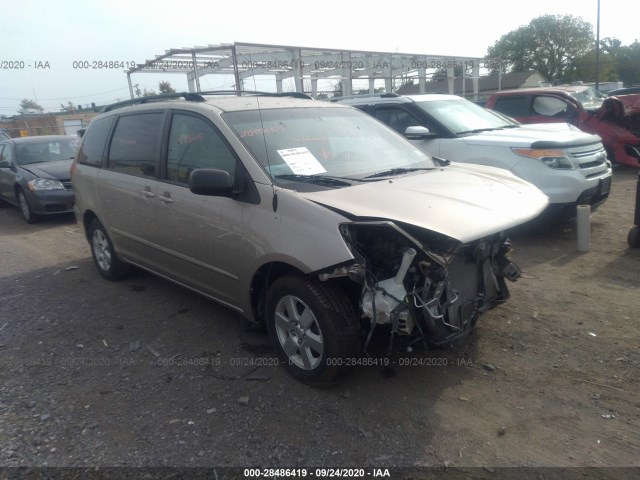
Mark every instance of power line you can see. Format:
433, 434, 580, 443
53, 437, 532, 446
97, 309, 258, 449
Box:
0, 87, 131, 102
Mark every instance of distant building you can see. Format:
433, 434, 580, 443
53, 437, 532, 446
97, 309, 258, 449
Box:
0, 110, 100, 138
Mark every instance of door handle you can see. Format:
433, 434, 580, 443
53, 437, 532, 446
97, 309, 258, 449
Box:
158, 192, 174, 203
142, 187, 155, 198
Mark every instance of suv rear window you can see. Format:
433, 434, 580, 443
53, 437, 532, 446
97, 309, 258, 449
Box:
107, 113, 163, 177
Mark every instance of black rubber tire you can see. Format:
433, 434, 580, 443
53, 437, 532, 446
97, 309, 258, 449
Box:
17, 189, 39, 224
88, 218, 132, 280
266, 274, 361, 387
628, 226, 640, 248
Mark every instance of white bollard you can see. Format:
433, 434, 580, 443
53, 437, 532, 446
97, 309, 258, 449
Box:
576, 204, 591, 252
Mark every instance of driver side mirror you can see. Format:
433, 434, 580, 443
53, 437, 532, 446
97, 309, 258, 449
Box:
404, 126, 437, 139
0, 159, 10, 168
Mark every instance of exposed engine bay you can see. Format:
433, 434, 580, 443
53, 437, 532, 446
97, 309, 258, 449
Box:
320, 221, 520, 351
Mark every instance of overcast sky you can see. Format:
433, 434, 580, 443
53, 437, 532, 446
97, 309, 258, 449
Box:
1, 0, 637, 116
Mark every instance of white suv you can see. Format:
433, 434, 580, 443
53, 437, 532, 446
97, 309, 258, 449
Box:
334, 94, 613, 218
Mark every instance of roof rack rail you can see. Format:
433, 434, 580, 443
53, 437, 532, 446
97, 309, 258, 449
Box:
329, 92, 399, 102
101, 90, 313, 113
197, 90, 312, 100
101, 92, 206, 112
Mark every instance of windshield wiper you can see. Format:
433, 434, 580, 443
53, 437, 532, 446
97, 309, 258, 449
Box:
274, 174, 353, 186
363, 167, 433, 179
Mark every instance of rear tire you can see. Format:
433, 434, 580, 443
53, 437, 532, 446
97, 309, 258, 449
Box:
266, 275, 361, 386
89, 218, 132, 280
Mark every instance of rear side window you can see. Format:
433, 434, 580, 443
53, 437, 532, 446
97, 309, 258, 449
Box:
77, 116, 114, 167
374, 107, 424, 134
107, 113, 163, 177
493, 96, 529, 117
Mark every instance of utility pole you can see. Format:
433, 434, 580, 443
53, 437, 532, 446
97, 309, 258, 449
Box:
595, 0, 601, 90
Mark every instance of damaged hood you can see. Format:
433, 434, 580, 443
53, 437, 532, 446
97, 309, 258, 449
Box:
300, 164, 549, 243
20, 159, 73, 180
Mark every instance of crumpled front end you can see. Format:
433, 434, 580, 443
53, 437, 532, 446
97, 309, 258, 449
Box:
596, 95, 640, 167
322, 221, 519, 351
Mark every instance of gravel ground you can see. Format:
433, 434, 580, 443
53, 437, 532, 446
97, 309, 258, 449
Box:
0, 167, 639, 479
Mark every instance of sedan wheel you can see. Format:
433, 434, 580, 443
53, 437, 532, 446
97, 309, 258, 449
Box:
17, 190, 38, 224
266, 274, 361, 386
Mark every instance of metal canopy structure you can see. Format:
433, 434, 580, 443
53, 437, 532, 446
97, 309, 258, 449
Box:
126, 42, 500, 100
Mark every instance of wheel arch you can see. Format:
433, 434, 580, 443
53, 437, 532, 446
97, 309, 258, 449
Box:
13, 182, 24, 200
81, 210, 100, 241
250, 261, 306, 326
249, 260, 360, 326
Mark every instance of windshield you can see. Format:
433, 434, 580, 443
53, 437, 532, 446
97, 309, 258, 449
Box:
16, 139, 76, 165
414, 99, 513, 134
569, 87, 606, 109
223, 106, 434, 184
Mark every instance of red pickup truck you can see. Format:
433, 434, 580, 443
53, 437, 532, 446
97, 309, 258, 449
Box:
485, 85, 640, 167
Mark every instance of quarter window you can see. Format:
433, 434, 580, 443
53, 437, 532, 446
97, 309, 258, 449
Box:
167, 113, 236, 184
107, 113, 163, 177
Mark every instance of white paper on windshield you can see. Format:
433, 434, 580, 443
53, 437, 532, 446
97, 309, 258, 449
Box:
276, 147, 326, 175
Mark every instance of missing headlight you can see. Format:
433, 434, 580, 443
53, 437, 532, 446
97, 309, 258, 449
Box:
337, 221, 519, 352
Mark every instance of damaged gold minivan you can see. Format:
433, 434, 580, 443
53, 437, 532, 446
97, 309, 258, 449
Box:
71, 92, 548, 385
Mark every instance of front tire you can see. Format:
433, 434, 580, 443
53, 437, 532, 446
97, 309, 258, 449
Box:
17, 189, 38, 224
266, 275, 361, 386
89, 218, 132, 280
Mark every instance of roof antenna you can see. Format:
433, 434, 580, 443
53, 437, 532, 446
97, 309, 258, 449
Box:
247, 54, 278, 212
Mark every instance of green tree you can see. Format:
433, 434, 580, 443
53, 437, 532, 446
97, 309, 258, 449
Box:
615, 41, 640, 86
431, 65, 472, 81
569, 37, 640, 85
487, 14, 594, 81
133, 84, 157, 97
158, 81, 176, 93
567, 50, 617, 83
19, 99, 44, 113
